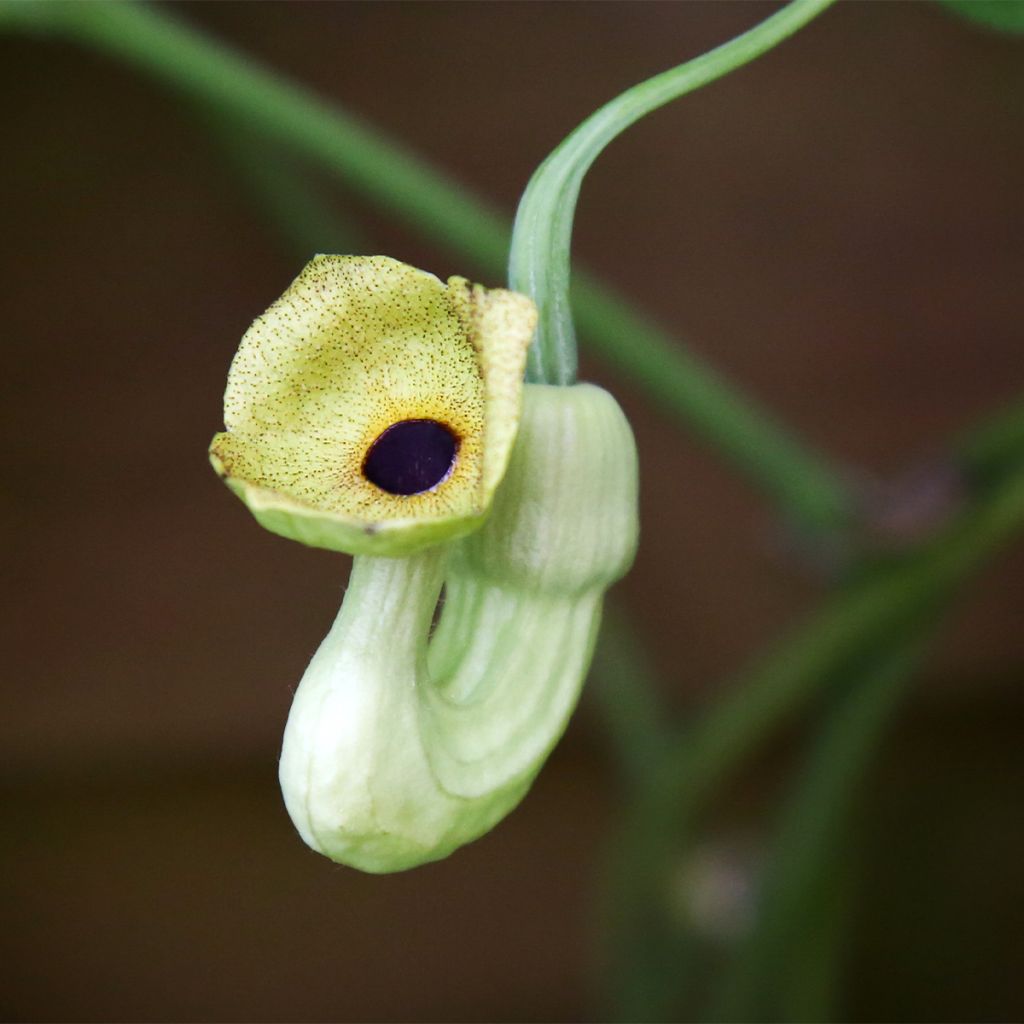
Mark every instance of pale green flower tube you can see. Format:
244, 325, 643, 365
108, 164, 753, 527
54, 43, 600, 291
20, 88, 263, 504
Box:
279, 383, 638, 872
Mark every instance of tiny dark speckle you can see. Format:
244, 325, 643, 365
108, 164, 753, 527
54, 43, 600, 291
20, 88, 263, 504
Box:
362, 419, 459, 496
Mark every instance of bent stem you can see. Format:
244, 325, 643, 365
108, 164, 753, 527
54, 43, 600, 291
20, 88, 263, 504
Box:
509, 0, 836, 387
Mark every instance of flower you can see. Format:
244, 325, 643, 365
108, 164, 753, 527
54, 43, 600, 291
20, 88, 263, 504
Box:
208, 254, 638, 872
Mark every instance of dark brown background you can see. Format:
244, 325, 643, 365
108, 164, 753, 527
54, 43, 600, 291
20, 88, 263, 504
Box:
2, 2, 1022, 1020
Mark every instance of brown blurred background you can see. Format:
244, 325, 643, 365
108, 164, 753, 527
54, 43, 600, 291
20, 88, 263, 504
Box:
2, 2, 1022, 1020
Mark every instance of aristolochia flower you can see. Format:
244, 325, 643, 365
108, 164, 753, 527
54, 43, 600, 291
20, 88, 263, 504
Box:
211, 255, 638, 872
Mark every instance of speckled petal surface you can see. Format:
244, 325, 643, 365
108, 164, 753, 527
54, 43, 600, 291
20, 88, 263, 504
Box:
210, 256, 536, 555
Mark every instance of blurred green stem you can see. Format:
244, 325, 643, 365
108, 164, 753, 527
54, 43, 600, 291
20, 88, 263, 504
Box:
712, 393, 1024, 1022
958, 395, 1024, 487
588, 604, 672, 788
605, 460, 1024, 1020
572, 280, 851, 533
712, 630, 934, 1022
0, 0, 853, 534
196, 112, 363, 261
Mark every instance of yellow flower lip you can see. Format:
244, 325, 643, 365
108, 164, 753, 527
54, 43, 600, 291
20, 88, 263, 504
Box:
209, 255, 536, 556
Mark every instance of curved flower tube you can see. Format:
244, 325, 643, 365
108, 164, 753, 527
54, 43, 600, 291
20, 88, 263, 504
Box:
212, 256, 638, 871
281, 383, 638, 870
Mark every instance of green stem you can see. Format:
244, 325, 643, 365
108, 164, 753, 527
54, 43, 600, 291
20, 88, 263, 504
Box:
712, 630, 934, 1022
573, 280, 851, 529
588, 603, 672, 788
957, 395, 1024, 487
196, 111, 363, 261
1, 0, 853, 534
509, 0, 836, 387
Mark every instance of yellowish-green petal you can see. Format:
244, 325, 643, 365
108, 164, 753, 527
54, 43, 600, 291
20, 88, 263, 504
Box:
210, 255, 536, 555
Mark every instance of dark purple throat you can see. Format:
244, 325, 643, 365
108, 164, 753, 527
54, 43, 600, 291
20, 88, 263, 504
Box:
362, 419, 459, 496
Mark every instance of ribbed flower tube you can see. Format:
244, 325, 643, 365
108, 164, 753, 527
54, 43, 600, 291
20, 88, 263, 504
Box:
279, 383, 638, 871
